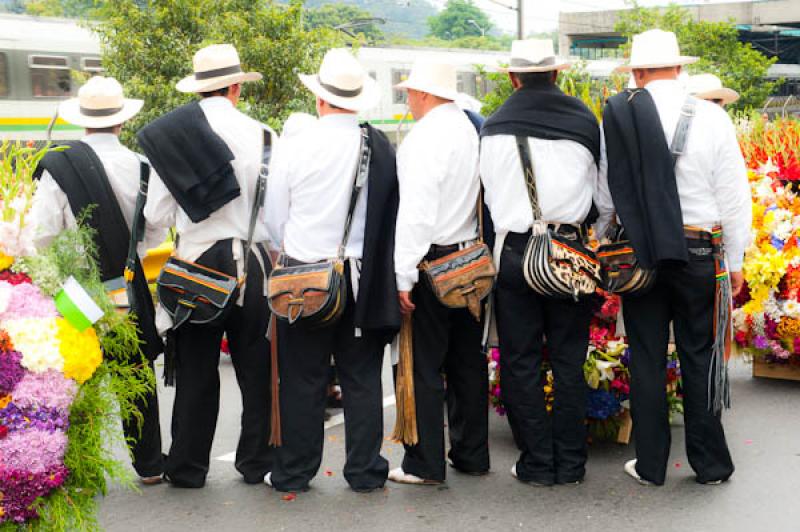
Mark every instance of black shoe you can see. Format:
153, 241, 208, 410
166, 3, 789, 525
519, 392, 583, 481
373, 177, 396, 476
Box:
162, 472, 205, 489
351, 485, 384, 493
447, 457, 489, 476
243, 473, 267, 485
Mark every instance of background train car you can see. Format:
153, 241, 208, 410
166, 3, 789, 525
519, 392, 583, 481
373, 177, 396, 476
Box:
0, 14, 101, 142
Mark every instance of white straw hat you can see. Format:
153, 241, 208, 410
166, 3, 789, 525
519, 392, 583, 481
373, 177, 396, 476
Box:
59, 76, 143, 129
176, 44, 262, 93
617, 29, 697, 72
686, 73, 740, 105
500, 39, 570, 73
395, 60, 459, 101
299, 48, 379, 112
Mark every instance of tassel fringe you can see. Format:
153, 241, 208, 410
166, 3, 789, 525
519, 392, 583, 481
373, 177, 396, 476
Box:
269, 315, 282, 447
392, 314, 418, 445
709, 227, 732, 415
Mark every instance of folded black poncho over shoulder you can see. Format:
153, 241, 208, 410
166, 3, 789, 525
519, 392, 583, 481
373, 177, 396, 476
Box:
603, 89, 687, 270
137, 101, 240, 223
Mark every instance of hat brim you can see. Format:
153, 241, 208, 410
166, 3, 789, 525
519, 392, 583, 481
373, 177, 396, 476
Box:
176, 71, 262, 93
499, 61, 571, 73
616, 56, 698, 72
394, 79, 460, 102
58, 97, 144, 129
299, 73, 379, 112
695, 87, 740, 105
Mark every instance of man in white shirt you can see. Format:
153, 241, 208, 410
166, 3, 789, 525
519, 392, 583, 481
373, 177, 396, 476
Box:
480, 40, 608, 487
140, 44, 275, 488
264, 49, 401, 493
602, 30, 750, 486
388, 60, 488, 485
31, 76, 167, 485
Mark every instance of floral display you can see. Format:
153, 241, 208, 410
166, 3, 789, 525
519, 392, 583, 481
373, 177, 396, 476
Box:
733, 117, 800, 367
0, 141, 152, 529
489, 292, 684, 442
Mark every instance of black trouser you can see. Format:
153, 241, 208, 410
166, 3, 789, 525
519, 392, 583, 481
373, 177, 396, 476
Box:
122, 359, 164, 478
165, 240, 274, 488
623, 241, 734, 485
401, 246, 488, 482
271, 262, 388, 492
495, 231, 592, 485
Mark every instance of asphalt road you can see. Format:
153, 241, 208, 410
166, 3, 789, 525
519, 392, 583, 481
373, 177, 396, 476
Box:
98, 357, 800, 532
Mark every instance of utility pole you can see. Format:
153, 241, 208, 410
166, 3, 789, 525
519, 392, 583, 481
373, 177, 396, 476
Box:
517, 0, 524, 39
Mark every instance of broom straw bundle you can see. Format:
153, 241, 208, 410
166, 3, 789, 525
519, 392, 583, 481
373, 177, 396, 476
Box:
392, 314, 418, 445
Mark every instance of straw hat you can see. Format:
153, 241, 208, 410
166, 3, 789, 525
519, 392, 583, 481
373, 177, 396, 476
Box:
617, 29, 697, 72
176, 44, 262, 93
686, 73, 740, 105
500, 39, 570, 73
395, 60, 459, 101
299, 48, 379, 112
59, 76, 143, 129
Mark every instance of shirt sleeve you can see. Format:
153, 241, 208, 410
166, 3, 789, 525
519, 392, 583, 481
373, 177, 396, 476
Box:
264, 136, 291, 253
712, 113, 752, 272
394, 132, 441, 291
593, 124, 616, 239
143, 169, 177, 232
29, 171, 70, 250
139, 166, 169, 257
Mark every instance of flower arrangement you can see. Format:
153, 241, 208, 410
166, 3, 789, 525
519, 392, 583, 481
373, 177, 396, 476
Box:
733, 117, 800, 367
488, 292, 684, 442
0, 142, 153, 529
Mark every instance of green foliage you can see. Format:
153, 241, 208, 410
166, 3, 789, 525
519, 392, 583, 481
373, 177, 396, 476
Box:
615, 1, 779, 111
305, 3, 384, 43
93, 0, 344, 146
303, 0, 437, 40
387, 33, 511, 51
21, 0, 108, 17
427, 0, 491, 40
8, 222, 153, 532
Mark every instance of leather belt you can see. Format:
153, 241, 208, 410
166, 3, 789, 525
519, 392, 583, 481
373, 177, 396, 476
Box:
684, 225, 712, 242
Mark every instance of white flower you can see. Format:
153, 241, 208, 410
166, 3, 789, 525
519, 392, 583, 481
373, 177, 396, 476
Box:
783, 300, 800, 319
2, 317, 63, 373
732, 308, 748, 332
0, 281, 11, 315
595, 359, 619, 382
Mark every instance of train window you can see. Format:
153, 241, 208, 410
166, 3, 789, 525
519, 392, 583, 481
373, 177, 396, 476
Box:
82, 58, 103, 73
29, 55, 71, 98
0, 53, 8, 98
392, 69, 409, 104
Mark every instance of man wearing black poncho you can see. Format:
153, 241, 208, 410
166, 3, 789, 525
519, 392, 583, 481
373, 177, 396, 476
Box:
480, 39, 612, 487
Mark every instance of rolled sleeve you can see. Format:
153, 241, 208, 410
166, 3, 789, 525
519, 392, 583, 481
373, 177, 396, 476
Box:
29, 171, 71, 250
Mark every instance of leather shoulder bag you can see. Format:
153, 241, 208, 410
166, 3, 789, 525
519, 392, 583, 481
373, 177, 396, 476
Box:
419, 189, 496, 321
156, 130, 271, 329
597, 95, 697, 295
516, 135, 601, 301
267, 125, 370, 327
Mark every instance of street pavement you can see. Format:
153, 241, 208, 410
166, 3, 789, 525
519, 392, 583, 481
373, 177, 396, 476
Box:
98, 357, 800, 532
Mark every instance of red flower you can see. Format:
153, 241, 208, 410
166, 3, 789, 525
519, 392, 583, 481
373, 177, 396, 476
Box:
734, 331, 748, 346
0, 425, 8, 439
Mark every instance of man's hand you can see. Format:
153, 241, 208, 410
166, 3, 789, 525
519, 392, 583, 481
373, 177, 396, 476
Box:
730, 271, 744, 297
398, 291, 416, 315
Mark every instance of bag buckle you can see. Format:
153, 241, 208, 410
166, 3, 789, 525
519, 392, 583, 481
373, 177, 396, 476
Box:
287, 298, 305, 324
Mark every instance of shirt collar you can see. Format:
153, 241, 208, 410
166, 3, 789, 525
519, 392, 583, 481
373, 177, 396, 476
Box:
418, 102, 459, 125
645, 79, 685, 97
318, 113, 359, 129
198, 96, 235, 111
81, 133, 122, 148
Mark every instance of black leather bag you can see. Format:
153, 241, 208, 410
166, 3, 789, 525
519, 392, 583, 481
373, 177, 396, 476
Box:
157, 130, 271, 329
267, 126, 370, 327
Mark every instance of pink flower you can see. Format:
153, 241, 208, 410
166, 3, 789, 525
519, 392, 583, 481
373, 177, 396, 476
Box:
10, 370, 77, 412
0, 428, 67, 473
1, 283, 57, 320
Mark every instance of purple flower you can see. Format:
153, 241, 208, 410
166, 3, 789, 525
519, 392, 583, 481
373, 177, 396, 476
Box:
620, 348, 631, 367
753, 335, 769, 350
0, 465, 68, 523
10, 370, 77, 412
0, 428, 67, 473
0, 402, 69, 433
0, 350, 24, 395
765, 318, 779, 340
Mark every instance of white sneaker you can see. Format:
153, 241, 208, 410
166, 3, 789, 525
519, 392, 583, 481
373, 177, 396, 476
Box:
510, 464, 518, 479
624, 459, 654, 486
387, 467, 441, 485
264, 472, 273, 488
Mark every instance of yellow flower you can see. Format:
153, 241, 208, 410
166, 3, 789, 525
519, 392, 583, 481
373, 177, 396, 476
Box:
0, 252, 12, 272
744, 246, 787, 291
56, 318, 102, 384
0, 394, 10, 409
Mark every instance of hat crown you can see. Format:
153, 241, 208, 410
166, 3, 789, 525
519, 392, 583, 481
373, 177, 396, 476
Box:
688, 73, 724, 93
406, 60, 457, 96
318, 49, 367, 92
193, 44, 241, 74
78, 76, 125, 111
629, 29, 684, 68
509, 39, 556, 65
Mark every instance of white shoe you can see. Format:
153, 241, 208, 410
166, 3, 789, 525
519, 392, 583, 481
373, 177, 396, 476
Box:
387, 467, 441, 485
624, 459, 654, 486
264, 472, 273, 488
510, 464, 518, 479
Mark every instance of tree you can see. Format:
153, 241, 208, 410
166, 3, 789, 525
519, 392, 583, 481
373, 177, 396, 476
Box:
23, 0, 106, 17
93, 0, 343, 146
615, 2, 779, 111
305, 3, 384, 43
427, 0, 491, 41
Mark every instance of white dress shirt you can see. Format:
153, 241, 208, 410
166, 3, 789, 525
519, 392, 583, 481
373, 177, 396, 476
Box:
30, 133, 167, 257
394, 102, 480, 291
265, 113, 368, 263
145, 97, 272, 262
479, 134, 611, 236
598, 79, 752, 271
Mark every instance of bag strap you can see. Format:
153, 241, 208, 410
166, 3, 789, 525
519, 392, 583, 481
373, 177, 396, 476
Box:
124, 160, 151, 282
515, 135, 543, 222
241, 128, 272, 281
338, 125, 371, 260
670, 95, 697, 168
476, 187, 485, 244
